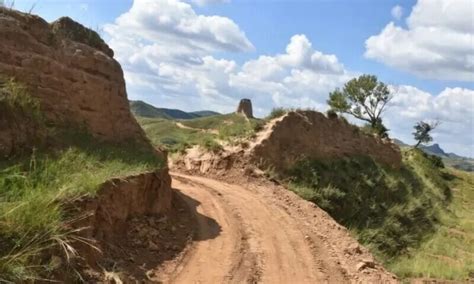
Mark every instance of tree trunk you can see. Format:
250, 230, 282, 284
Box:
414, 140, 421, 148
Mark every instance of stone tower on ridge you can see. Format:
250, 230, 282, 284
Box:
236, 98, 253, 118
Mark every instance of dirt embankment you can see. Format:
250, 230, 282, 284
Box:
0, 9, 176, 281
251, 111, 402, 172
63, 170, 175, 281
175, 110, 402, 176
0, 8, 148, 149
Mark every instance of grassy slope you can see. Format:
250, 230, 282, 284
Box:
286, 149, 473, 280
130, 100, 220, 120
138, 113, 263, 152
389, 169, 473, 280
0, 81, 164, 281
0, 130, 164, 281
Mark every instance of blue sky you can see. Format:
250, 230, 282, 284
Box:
15, 0, 472, 94
10, 0, 474, 156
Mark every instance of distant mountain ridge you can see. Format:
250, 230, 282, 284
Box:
393, 140, 473, 172
130, 100, 220, 120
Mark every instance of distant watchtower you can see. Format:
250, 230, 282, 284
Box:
236, 98, 253, 118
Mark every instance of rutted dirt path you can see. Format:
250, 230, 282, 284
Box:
161, 172, 397, 284
175, 122, 219, 134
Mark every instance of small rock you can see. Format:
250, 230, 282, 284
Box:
345, 243, 362, 255
356, 260, 376, 271
158, 216, 168, 223
148, 240, 159, 251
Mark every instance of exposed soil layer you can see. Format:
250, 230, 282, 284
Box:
80, 196, 195, 283
62, 170, 175, 281
0, 8, 150, 150
251, 111, 402, 171
174, 110, 402, 177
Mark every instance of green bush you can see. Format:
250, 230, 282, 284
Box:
200, 138, 223, 153
286, 150, 450, 258
326, 109, 338, 119
266, 107, 287, 120
0, 78, 42, 121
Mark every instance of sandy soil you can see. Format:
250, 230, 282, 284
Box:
154, 172, 397, 284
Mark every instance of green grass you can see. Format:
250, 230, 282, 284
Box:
138, 117, 216, 153
266, 107, 288, 120
138, 113, 264, 152
179, 113, 263, 141
286, 148, 474, 280
286, 149, 455, 260
388, 169, 474, 280
0, 130, 164, 282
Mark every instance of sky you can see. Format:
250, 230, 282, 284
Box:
9, 0, 474, 157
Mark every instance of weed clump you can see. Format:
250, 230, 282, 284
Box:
266, 107, 287, 120
0, 78, 42, 120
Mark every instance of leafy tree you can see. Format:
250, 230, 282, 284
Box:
327, 74, 392, 136
413, 120, 440, 148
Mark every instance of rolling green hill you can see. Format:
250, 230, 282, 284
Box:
130, 100, 220, 120
394, 140, 474, 172
137, 113, 263, 153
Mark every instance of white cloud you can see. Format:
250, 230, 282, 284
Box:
391, 5, 403, 20
104, 1, 352, 114
385, 86, 474, 156
104, 0, 473, 156
365, 0, 474, 81
104, 0, 253, 54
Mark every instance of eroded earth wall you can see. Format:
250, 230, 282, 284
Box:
251, 111, 402, 172
0, 8, 146, 143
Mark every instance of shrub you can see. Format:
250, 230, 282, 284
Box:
201, 138, 222, 153
0, 78, 42, 120
326, 109, 338, 119
286, 151, 448, 258
266, 107, 287, 120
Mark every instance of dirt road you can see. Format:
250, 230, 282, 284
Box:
161, 173, 397, 283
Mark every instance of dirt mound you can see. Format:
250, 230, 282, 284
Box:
252, 111, 402, 172
61, 170, 176, 281
0, 8, 147, 145
174, 110, 402, 175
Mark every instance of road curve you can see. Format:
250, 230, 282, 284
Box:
161, 173, 397, 284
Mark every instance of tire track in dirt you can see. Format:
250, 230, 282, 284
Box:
168, 173, 336, 283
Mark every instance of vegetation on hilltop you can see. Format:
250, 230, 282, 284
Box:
130, 100, 220, 120
138, 113, 263, 153
328, 75, 392, 138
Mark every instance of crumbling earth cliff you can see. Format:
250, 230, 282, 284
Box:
0, 8, 146, 145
